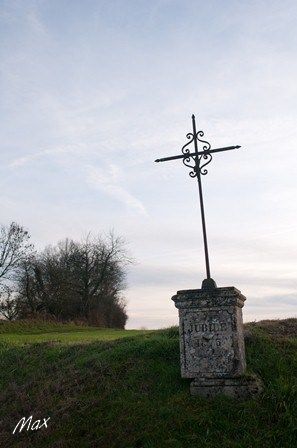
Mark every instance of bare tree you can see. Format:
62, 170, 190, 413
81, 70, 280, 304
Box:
0, 222, 34, 320
16, 232, 131, 328
15, 256, 45, 317
0, 285, 18, 320
0, 222, 33, 282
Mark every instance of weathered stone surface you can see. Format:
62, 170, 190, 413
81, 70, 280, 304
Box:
172, 286, 261, 398
190, 375, 263, 399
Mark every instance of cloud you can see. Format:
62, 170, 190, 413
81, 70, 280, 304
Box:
86, 164, 147, 216
8, 144, 88, 168
262, 293, 297, 306
129, 262, 297, 290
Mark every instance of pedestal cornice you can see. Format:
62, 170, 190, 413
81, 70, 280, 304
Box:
172, 287, 246, 309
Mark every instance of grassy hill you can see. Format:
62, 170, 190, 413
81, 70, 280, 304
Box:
0, 319, 296, 448
0, 320, 148, 345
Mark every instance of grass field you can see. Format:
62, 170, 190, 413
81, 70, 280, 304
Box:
0, 320, 149, 345
0, 319, 296, 448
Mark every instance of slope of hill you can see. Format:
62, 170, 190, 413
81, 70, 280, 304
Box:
0, 319, 296, 448
0, 320, 147, 345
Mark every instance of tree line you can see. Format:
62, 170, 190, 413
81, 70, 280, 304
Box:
0, 222, 130, 328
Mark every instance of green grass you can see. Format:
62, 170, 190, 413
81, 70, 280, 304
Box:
0, 319, 90, 334
0, 320, 148, 345
0, 319, 296, 448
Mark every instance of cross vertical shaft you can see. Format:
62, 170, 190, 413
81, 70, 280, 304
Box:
155, 114, 241, 289
192, 114, 211, 280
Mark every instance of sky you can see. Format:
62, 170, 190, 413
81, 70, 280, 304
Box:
0, 0, 296, 328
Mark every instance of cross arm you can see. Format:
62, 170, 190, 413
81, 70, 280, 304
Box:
155, 145, 241, 163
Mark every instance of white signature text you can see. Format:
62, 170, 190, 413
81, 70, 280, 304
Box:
13, 415, 50, 434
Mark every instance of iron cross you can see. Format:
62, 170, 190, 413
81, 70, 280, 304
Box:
155, 114, 241, 290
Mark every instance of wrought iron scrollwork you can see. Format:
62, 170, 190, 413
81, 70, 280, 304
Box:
181, 129, 212, 178
181, 133, 197, 178
196, 130, 211, 151
199, 152, 212, 175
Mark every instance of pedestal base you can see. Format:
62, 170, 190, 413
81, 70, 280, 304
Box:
190, 375, 263, 399
172, 286, 262, 399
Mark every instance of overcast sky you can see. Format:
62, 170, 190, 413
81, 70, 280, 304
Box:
1, 0, 296, 328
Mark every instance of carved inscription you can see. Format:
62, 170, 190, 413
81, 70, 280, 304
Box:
188, 322, 227, 332
182, 310, 235, 376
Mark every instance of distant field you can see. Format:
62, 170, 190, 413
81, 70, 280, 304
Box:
0, 320, 150, 345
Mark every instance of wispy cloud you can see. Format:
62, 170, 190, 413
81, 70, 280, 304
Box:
85, 164, 147, 216
8, 144, 88, 168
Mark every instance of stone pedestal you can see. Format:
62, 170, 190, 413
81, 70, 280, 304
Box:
172, 286, 262, 398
